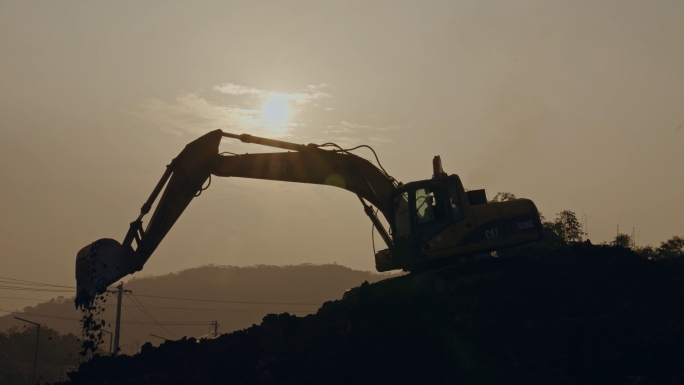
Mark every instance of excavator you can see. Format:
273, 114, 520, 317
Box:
75, 129, 544, 307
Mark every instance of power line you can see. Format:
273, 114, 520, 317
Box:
0, 276, 75, 289
0, 309, 81, 321
1, 287, 321, 306
134, 294, 321, 306
0, 280, 71, 288
128, 294, 177, 339
0, 309, 208, 325
122, 303, 155, 335
1, 277, 324, 307
106, 304, 315, 313
0, 296, 67, 302
0, 296, 314, 313
0, 286, 75, 293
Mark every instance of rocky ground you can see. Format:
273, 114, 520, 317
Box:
59, 244, 684, 384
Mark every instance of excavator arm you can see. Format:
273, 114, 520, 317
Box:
76, 129, 546, 308
75, 129, 398, 307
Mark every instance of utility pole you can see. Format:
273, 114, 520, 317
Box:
134, 340, 140, 354
107, 283, 131, 356
15, 317, 39, 385
101, 330, 113, 355
211, 321, 219, 338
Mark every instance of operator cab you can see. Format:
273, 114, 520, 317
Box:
374, 156, 544, 272
375, 156, 505, 272
389, 174, 472, 255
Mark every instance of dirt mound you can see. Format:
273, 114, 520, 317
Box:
60, 245, 684, 384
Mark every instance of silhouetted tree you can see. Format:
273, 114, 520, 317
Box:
612, 233, 632, 248
553, 210, 583, 244
0, 324, 86, 384
655, 236, 684, 259
540, 220, 566, 249
490, 192, 548, 221
534, 210, 583, 249
634, 245, 657, 259
491, 192, 517, 202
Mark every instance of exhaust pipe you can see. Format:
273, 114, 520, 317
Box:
75, 239, 141, 308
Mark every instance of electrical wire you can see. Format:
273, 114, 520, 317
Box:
128, 294, 177, 339
0, 278, 322, 307
0, 276, 73, 286
0, 296, 62, 302
0, 286, 321, 306
126, 294, 164, 333
0, 277, 75, 289
133, 294, 321, 306
0, 287, 321, 306
0, 286, 75, 293
0, 287, 320, 305
122, 303, 155, 334
104, 304, 314, 313
0, 280, 72, 289
0, 309, 81, 321
0, 309, 208, 325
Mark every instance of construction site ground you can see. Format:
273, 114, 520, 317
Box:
59, 244, 684, 384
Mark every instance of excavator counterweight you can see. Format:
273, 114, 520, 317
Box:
75, 130, 544, 308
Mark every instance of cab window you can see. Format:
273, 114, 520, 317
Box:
447, 182, 465, 222
393, 192, 411, 236
415, 186, 447, 224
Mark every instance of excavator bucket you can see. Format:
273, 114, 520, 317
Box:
75, 239, 140, 308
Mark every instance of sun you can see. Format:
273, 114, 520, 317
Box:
260, 94, 292, 128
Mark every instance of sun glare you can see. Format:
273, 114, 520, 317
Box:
261, 95, 292, 128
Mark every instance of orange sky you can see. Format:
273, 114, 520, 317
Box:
1, 0, 682, 311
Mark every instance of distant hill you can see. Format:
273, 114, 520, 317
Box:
0, 264, 398, 354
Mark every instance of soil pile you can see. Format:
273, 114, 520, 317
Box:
60, 245, 684, 384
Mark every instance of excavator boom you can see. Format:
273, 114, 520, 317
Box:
75, 129, 544, 308
76, 130, 398, 307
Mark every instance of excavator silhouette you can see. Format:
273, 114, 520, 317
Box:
75, 130, 544, 307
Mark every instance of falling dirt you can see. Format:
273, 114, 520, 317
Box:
59, 244, 684, 384
76, 294, 110, 357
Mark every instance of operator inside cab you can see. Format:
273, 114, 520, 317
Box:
416, 187, 448, 223
391, 178, 467, 243
446, 182, 464, 222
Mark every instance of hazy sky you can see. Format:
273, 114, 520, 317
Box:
1, 0, 682, 310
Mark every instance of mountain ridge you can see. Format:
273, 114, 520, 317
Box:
0, 263, 399, 352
